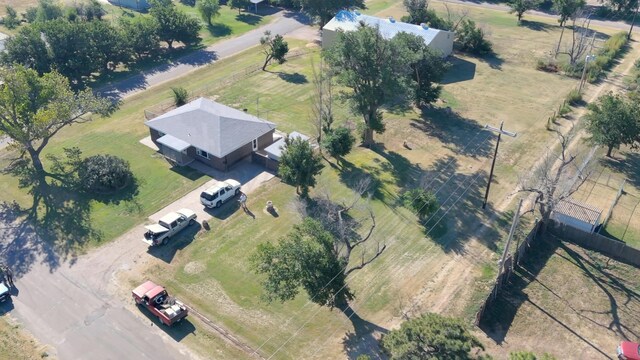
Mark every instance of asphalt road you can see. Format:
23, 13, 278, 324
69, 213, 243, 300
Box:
98, 11, 310, 101
2, 10, 308, 360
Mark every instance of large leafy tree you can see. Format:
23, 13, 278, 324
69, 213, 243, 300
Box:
393, 32, 449, 108
585, 92, 640, 157
297, 0, 365, 28
39, 19, 97, 83
119, 16, 161, 60
1, 26, 52, 75
380, 313, 486, 360
278, 137, 324, 197
260, 30, 289, 70
197, 0, 220, 25
324, 24, 410, 147
508, 0, 540, 24
252, 218, 353, 308
150, 0, 201, 49
3, 6, 20, 29
403, 0, 429, 24
34, 0, 64, 23
0, 66, 112, 190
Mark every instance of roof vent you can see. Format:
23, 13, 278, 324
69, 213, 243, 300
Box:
353, 10, 361, 16
420, 23, 429, 30
388, 16, 395, 23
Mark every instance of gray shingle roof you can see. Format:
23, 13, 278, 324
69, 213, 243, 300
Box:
145, 98, 276, 158
554, 199, 602, 225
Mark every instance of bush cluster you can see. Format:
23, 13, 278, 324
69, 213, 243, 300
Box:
78, 155, 134, 194
401, 188, 439, 219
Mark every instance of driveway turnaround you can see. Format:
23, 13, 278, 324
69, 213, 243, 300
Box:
5, 161, 275, 359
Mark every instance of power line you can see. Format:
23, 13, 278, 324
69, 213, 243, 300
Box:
251, 130, 492, 355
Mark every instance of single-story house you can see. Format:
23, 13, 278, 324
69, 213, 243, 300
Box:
551, 199, 602, 233
145, 97, 276, 171
322, 10, 454, 57
264, 131, 310, 161
108, 0, 150, 11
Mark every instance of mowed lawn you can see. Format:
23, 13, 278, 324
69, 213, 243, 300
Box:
480, 236, 640, 359
123, 4, 628, 359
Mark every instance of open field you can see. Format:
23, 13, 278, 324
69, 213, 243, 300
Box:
113, 4, 637, 360
0, 316, 52, 360
0, 0, 638, 358
480, 236, 640, 359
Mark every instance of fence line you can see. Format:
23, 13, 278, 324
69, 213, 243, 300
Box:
599, 178, 626, 233
143, 49, 316, 121
475, 220, 541, 325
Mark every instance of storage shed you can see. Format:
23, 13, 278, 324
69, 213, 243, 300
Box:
551, 199, 602, 234
322, 10, 454, 57
108, 0, 150, 11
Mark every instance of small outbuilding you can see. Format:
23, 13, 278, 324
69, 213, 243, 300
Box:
322, 10, 455, 57
263, 131, 310, 161
145, 97, 276, 171
551, 199, 602, 234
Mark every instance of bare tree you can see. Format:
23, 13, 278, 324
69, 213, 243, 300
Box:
310, 58, 334, 145
518, 128, 595, 231
558, 12, 595, 64
312, 177, 387, 276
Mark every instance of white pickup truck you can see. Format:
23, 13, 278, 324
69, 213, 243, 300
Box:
200, 179, 241, 208
143, 208, 197, 246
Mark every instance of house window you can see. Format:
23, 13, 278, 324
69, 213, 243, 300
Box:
252, 138, 258, 151
196, 149, 210, 159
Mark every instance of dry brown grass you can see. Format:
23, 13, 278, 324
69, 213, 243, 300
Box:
479, 237, 640, 359
0, 316, 53, 360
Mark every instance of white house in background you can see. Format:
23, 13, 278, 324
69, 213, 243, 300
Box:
551, 199, 602, 233
322, 10, 455, 57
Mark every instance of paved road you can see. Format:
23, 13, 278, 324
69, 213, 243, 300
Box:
98, 11, 310, 101
438, 0, 638, 33
3, 161, 275, 359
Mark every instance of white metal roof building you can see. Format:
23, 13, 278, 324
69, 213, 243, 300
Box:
264, 131, 310, 161
322, 10, 454, 57
551, 199, 602, 233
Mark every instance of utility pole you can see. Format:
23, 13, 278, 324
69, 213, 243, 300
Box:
630, 5, 639, 40
493, 199, 523, 299
578, 32, 598, 93
482, 122, 517, 209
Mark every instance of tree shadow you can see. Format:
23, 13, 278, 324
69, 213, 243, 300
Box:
441, 56, 476, 84
479, 235, 558, 343
236, 13, 261, 25
0, 297, 14, 315
418, 156, 501, 253
208, 23, 232, 37
338, 159, 384, 201
84, 176, 141, 206
480, 52, 505, 70
520, 20, 555, 32
146, 222, 201, 264
600, 151, 640, 189
413, 107, 494, 158
372, 146, 424, 189
340, 305, 388, 360
135, 303, 196, 342
276, 72, 308, 84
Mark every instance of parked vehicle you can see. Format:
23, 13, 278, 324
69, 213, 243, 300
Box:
142, 208, 197, 246
132, 281, 188, 326
618, 341, 640, 360
200, 179, 241, 208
